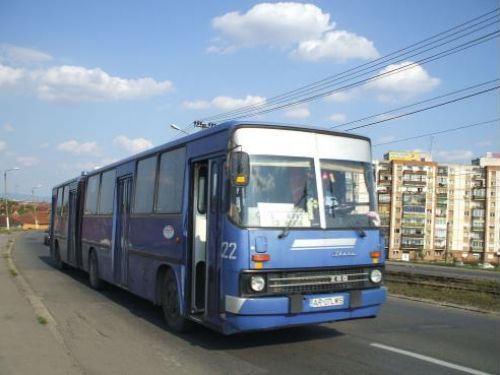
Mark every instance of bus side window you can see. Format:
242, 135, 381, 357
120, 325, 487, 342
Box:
197, 166, 208, 214
211, 162, 218, 214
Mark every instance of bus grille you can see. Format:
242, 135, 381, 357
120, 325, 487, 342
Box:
266, 267, 377, 295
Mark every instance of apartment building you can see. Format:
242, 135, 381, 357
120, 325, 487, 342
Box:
375, 151, 500, 265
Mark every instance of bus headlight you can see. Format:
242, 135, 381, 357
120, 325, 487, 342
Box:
370, 269, 383, 284
250, 275, 266, 292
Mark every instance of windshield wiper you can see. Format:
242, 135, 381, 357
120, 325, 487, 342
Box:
278, 182, 308, 239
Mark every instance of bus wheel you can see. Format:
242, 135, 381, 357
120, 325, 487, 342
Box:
53, 243, 65, 270
89, 251, 103, 290
162, 270, 191, 332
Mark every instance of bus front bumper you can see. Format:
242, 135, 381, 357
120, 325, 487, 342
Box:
222, 287, 387, 334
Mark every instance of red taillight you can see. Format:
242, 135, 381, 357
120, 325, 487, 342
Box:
370, 251, 381, 258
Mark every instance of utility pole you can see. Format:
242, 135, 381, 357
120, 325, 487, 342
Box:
31, 185, 42, 230
3, 167, 20, 231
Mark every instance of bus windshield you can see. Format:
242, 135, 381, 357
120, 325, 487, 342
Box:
229, 155, 321, 228
229, 156, 376, 229
321, 159, 376, 229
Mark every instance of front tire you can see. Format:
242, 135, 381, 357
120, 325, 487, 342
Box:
162, 269, 191, 332
89, 251, 103, 290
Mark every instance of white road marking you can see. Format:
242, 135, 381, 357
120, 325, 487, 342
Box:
370, 343, 492, 375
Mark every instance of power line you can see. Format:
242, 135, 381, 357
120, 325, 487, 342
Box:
344, 85, 499, 131
192, 9, 499, 125
197, 30, 499, 126
372, 118, 498, 146
331, 79, 499, 130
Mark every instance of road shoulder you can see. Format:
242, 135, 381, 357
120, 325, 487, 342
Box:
0, 233, 81, 375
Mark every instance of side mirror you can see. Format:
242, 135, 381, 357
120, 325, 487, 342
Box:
230, 151, 250, 187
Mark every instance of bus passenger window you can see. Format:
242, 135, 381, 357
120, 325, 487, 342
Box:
197, 166, 208, 214
133, 156, 157, 213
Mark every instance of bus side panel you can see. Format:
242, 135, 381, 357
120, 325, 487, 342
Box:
219, 218, 250, 310
126, 215, 184, 301
81, 215, 113, 281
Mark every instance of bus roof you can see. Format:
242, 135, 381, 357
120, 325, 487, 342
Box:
81, 121, 371, 176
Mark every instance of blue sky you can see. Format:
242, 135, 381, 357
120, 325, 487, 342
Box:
0, 0, 498, 199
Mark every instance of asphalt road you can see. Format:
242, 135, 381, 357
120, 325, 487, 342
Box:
386, 261, 500, 281
11, 232, 500, 375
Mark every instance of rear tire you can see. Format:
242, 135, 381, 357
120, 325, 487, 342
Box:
162, 269, 191, 332
89, 251, 103, 290
53, 243, 65, 270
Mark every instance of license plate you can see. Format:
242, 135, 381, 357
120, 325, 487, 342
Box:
309, 296, 344, 308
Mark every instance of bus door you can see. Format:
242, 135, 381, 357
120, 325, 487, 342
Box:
67, 189, 78, 266
205, 158, 224, 318
114, 175, 132, 287
190, 158, 224, 316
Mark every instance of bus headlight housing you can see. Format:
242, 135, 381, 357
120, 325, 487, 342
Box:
250, 275, 266, 292
370, 269, 383, 284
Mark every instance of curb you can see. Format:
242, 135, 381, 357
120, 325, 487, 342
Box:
2, 234, 73, 355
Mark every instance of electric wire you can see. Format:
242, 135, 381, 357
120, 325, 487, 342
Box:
344, 85, 499, 131
191, 9, 500, 126
198, 9, 499, 123
372, 118, 498, 147
195, 30, 499, 126
331, 79, 499, 130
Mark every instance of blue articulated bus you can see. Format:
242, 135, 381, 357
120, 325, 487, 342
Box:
50, 121, 387, 334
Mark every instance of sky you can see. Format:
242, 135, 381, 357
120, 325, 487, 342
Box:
0, 0, 499, 199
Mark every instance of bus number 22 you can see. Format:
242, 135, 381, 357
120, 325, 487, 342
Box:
221, 242, 237, 260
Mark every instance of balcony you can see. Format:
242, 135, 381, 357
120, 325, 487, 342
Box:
472, 189, 486, 200
471, 241, 484, 251
471, 221, 485, 232
402, 180, 426, 186
401, 221, 425, 228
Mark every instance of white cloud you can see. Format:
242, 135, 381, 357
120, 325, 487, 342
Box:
16, 156, 39, 167
325, 90, 356, 103
0, 64, 25, 86
0, 140, 6, 151
328, 113, 346, 124
36, 65, 174, 102
292, 30, 379, 62
209, 3, 378, 62
366, 61, 440, 100
212, 95, 266, 110
211, 2, 333, 49
182, 95, 266, 111
113, 135, 153, 153
0, 45, 52, 65
39, 142, 50, 148
182, 100, 211, 110
2, 123, 14, 132
56, 140, 99, 155
284, 106, 310, 119
58, 158, 117, 173
434, 149, 474, 162
0, 62, 174, 103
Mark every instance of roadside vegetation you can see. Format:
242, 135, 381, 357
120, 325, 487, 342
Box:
386, 272, 500, 312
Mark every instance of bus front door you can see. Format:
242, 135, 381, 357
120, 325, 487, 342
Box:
190, 158, 224, 317
114, 176, 132, 287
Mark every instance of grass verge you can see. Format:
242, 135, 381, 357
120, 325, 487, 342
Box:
8, 268, 18, 277
386, 280, 500, 312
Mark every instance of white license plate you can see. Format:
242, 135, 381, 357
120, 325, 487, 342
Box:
309, 296, 344, 308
